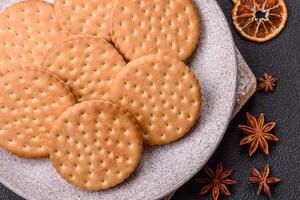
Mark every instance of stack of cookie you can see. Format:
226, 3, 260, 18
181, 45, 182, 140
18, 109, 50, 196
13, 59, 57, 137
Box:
0, 0, 202, 190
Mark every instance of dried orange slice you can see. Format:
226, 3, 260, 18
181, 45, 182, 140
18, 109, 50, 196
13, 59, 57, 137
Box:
232, 0, 288, 42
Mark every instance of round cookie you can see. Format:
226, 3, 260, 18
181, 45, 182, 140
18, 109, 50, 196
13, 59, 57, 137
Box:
108, 55, 202, 145
49, 101, 143, 190
0, 0, 69, 69
0, 68, 75, 158
111, 0, 201, 61
42, 36, 126, 102
54, 0, 116, 40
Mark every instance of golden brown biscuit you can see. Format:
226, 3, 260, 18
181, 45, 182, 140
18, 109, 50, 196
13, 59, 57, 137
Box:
109, 55, 202, 145
42, 36, 126, 102
49, 101, 143, 190
54, 0, 117, 40
0, 67, 75, 158
0, 0, 69, 70
111, 0, 201, 61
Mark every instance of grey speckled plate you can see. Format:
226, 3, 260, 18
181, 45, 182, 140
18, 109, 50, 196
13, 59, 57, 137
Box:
0, 0, 237, 200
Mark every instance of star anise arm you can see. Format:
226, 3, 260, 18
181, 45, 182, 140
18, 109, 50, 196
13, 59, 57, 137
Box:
258, 82, 267, 91
263, 164, 270, 178
263, 183, 272, 197
262, 133, 279, 141
240, 134, 257, 145
267, 86, 273, 92
258, 77, 265, 82
266, 177, 281, 184
257, 183, 263, 195
219, 184, 231, 196
249, 138, 259, 156
257, 113, 265, 129
251, 167, 262, 177
248, 176, 261, 183
263, 73, 269, 79
198, 184, 213, 195
216, 162, 223, 177
221, 179, 238, 185
258, 137, 270, 155
265, 86, 271, 92
262, 122, 276, 132
258, 84, 264, 90
220, 169, 233, 179
203, 165, 215, 178
270, 83, 276, 88
212, 185, 220, 200
246, 112, 259, 128
238, 125, 257, 134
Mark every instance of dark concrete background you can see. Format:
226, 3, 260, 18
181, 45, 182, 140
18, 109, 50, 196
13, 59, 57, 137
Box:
1, 0, 299, 199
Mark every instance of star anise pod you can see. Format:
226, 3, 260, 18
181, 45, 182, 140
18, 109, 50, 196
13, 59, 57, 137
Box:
258, 73, 277, 92
239, 112, 279, 156
195, 162, 237, 200
249, 164, 281, 197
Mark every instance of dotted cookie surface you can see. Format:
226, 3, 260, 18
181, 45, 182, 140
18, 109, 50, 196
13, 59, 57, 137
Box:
0, 68, 75, 158
111, 0, 201, 61
49, 101, 143, 190
109, 55, 202, 145
0, 0, 69, 69
42, 36, 126, 102
0, 49, 18, 76
54, 0, 116, 40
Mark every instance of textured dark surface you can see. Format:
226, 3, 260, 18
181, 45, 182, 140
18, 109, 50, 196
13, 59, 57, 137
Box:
1, 0, 300, 200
